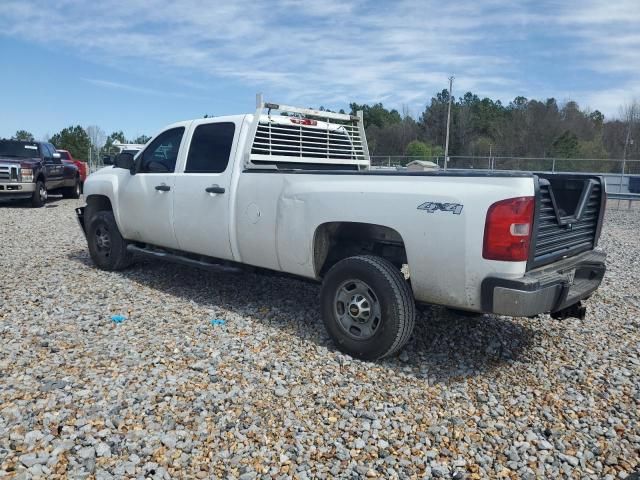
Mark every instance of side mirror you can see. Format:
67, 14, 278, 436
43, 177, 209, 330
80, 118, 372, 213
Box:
102, 155, 113, 165
114, 152, 136, 173
52, 152, 61, 159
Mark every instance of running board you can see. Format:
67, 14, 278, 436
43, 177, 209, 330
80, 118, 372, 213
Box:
126, 245, 243, 273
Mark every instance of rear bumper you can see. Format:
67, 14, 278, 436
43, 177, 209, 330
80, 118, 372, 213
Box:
0, 181, 35, 199
481, 250, 606, 317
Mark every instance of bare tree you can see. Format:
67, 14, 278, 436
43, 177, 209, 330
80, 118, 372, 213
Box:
621, 99, 640, 161
85, 125, 106, 169
85, 125, 106, 151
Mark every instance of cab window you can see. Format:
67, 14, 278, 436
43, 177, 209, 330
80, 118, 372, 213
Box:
42, 144, 53, 161
48, 144, 62, 164
139, 127, 185, 173
185, 122, 235, 173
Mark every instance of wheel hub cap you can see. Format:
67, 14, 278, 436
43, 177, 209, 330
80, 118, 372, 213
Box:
95, 227, 111, 252
348, 295, 370, 322
334, 280, 381, 340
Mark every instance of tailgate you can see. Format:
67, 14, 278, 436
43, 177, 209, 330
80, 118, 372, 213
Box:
529, 173, 606, 269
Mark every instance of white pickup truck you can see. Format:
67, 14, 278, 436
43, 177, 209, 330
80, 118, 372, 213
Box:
77, 96, 607, 360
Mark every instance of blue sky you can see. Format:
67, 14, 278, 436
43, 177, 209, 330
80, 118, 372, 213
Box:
1, 0, 638, 141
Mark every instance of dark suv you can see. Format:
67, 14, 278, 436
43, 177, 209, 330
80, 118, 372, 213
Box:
0, 140, 81, 207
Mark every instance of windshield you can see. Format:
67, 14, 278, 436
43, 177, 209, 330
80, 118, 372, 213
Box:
0, 140, 40, 158
58, 151, 71, 160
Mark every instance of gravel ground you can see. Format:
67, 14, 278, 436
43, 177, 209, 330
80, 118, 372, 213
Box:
0, 197, 638, 479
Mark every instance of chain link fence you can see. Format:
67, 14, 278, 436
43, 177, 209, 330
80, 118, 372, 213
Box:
370, 156, 640, 197
370, 155, 640, 174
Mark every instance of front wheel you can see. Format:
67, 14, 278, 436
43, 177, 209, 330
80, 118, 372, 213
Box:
31, 180, 47, 208
320, 255, 416, 360
87, 211, 133, 270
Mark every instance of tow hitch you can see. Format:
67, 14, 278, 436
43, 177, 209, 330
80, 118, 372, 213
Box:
551, 301, 587, 320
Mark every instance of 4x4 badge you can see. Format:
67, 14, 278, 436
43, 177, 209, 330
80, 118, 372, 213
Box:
417, 202, 463, 215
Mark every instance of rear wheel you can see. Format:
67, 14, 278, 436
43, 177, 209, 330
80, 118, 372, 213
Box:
321, 255, 415, 360
62, 177, 81, 199
31, 180, 47, 208
87, 211, 133, 270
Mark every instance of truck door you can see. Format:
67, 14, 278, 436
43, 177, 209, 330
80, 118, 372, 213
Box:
172, 119, 238, 260
116, 126, 186, 249
43, 144, 64, 188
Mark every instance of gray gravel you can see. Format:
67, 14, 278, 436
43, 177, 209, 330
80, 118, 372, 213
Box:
0, 197, 638, 479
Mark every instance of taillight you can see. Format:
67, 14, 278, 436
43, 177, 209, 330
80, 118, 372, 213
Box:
483, 196, 534, 262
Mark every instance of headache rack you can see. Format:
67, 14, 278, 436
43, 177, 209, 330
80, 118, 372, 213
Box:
245, 94, 370, 170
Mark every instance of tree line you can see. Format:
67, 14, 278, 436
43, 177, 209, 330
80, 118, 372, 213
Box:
346, 93, 639, 163
5, 91, 639, 166
5, 128, 150, 162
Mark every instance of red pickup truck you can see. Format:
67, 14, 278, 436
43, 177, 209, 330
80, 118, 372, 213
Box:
57, 149, 88, 184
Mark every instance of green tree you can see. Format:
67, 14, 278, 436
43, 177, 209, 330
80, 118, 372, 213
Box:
109, 131, 127, 143
405, 140, 443, 160
12, 130, 35, 141
578, 139, 608, 159
418, 89, 452, 150
589, 110, 604, 130
551, 130, 580, 158
349, 102, 401, 129
405, 140, 430, 158
50, 126, 91, 160
132, 135, 150, 144
101, 131, 127, 157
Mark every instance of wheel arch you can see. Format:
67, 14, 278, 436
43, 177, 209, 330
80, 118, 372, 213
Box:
85, 194, 113, 213
313, 221, 408, 278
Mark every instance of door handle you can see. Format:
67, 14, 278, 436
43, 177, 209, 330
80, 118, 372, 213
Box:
155, 184, 171, 192
205, 185, 225, 194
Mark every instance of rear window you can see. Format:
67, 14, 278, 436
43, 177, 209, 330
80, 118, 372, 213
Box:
0, 140, 40, 158
58, 151, 71, 160
185, 122, 235, 173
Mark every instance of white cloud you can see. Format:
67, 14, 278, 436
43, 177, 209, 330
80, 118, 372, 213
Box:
548, 0, 640, 116
0, 0, 637, 116
81, 78, 170, 96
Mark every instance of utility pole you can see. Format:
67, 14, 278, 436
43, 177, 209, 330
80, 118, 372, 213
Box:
444, 76, 454, 170
621, 101, 638, 192
489, 144, 492, 170
622, 118, 632, 162
620, 124, 630, 192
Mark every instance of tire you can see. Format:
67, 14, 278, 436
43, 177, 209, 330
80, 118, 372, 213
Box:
31, 180, 47, 208
320, 255, 416, 360
87, 210, 133, 271
62, 178, 81, 199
